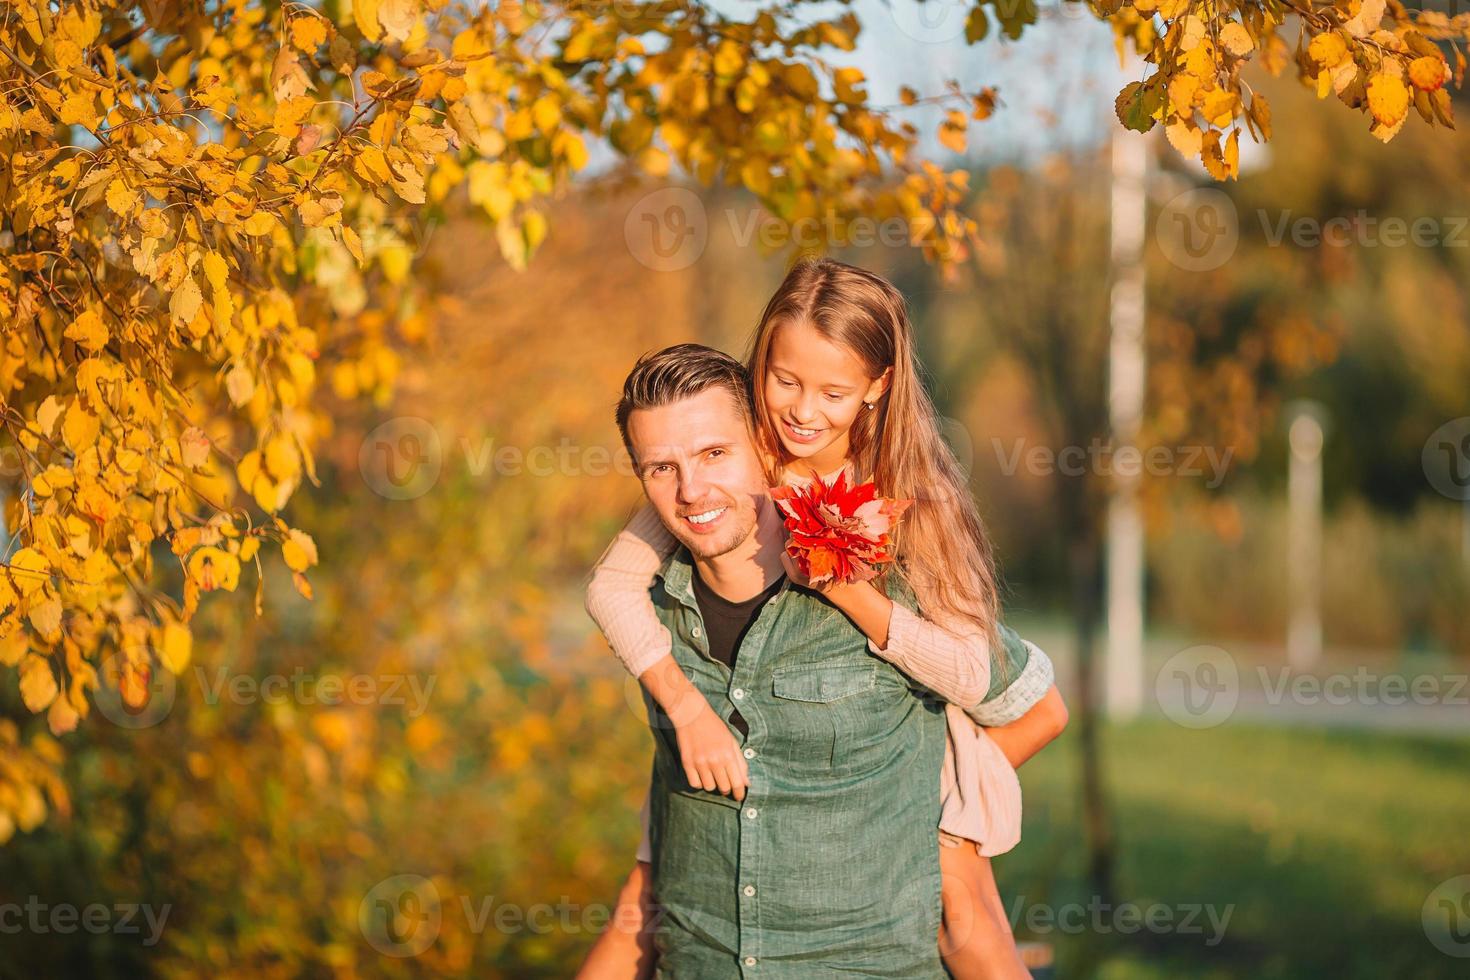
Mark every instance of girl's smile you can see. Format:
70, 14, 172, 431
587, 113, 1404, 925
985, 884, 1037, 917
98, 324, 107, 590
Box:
780, 418, 827, 444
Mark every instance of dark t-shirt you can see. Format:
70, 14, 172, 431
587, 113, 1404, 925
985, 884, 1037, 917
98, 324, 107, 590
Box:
691, 570, 784, 737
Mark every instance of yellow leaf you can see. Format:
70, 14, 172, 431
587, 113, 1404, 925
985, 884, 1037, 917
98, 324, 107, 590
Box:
532, 94, 562, 135
28, 595, 62, 638
180, 426, 211, 468
59, 93, 94, 125
1308, 33, 1348, 67
1165, 119, 1203, 158
379, 0, 419, 42
1219, 22, 1253, 57
105, 178, 136, 217
354, 0, 383, 41
1223, 128, 1240, 179
225, 365, 256, 407
938, 110, 967, 153
290, 16, 328, 52
1367, 72, 1409, 127
343, 226, 365, 266
9, 548, 50, 596
1409, 56, 1448, 91
282, 528, 318, 571
0, 632, 26, 667
47, 696, 79, 736
19, 655, 59, 713
159, 621, 192, 674
171, 277, 203, 326
188, 546, 241, 591
64, 310, 108, 353
62, 401, 100, 452
36, 396, 63, 437
353, 146, 393, 185
243, 211, 278, 236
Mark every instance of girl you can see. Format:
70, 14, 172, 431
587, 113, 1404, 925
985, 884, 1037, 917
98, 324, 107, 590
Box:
579, 258, 1067, 979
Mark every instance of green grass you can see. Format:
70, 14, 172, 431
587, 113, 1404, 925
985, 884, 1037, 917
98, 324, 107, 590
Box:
1000, 718, 1470, 979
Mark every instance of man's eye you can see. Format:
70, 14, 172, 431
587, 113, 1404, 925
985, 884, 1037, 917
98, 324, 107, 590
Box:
708, 449, 725, 459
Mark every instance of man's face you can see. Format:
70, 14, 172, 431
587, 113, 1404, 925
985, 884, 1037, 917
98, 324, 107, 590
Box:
626, 387, 766, 561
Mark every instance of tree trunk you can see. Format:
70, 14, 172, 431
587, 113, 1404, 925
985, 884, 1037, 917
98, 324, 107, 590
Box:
1059, 475, 1116, 905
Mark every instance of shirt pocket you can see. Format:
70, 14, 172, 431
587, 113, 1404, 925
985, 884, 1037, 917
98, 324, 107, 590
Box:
770, 662, 880, 776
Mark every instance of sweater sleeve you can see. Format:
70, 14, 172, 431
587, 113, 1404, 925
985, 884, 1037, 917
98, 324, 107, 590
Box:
583, 500, 680, 678
965, 636, 1055, 727
868, 583, 992, 709
870, 569, 1056, 723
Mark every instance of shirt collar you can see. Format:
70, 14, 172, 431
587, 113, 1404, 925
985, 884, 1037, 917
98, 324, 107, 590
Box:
654, 542, 698, 607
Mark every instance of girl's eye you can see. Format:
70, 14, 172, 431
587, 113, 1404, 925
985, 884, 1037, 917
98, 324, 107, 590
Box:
825, 392, 843, 402
776, 377, 797, 388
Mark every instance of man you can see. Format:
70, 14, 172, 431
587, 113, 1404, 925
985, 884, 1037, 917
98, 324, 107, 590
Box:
583, 344, 952, 978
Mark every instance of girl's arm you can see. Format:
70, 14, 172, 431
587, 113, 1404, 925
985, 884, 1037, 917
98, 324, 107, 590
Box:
816, 567, 1066, 764
584, 500, 749, 800
813, 570, 991, 709
984, 683, 1068, 769
583, 500, 680, 679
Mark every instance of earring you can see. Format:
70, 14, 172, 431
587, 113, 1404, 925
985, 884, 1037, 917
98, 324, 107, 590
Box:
865, 402, 875, 411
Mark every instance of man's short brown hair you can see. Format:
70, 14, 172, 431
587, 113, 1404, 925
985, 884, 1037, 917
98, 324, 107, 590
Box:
616, 344, 754, 462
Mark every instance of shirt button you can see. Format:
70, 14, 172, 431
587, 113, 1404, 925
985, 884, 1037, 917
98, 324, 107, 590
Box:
692, 626, 701, 638
743, 748, 756, 759
744, 807, 758, 820
743, 885, 756, 896
731, 688, 745, 700
744, 956, 757, 966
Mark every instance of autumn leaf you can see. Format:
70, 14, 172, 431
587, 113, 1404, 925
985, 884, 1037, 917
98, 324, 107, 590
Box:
19, 655, 59, 713
64, 310, 108, 353
1367, 72, 1409, 127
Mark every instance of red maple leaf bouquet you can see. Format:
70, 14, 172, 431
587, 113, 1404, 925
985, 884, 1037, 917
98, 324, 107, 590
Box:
768, 469, 914, 588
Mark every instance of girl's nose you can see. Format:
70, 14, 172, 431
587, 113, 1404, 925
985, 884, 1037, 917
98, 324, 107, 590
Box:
794, 393, 818, 423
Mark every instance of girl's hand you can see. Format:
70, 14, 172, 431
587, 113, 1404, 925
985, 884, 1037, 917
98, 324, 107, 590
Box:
778, 548, 812, 590
674, 703, 749, 802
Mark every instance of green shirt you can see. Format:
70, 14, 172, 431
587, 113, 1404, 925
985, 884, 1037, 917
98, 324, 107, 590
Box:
643, 546, 948, 978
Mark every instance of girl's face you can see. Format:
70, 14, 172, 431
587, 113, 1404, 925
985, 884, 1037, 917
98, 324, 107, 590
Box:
762, 319, 889, 473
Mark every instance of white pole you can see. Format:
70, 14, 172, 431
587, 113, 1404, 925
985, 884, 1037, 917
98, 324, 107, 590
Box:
1287, 406, 1325, 671
1105, 124, 1147, 721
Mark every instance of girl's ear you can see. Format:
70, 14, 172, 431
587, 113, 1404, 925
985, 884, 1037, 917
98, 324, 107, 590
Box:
865, 367, 893, 404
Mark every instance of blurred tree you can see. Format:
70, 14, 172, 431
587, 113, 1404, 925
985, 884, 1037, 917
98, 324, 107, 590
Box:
0, 0, 1464, 848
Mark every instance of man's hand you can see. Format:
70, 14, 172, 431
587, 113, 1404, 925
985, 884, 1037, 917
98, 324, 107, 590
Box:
674, 704, 749, 801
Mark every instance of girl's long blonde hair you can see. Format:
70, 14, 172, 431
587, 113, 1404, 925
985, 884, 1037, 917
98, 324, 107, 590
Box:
746, 257, 1002, 652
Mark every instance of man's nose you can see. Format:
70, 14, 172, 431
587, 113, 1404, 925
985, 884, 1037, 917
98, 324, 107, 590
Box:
677, 468, 710, 503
